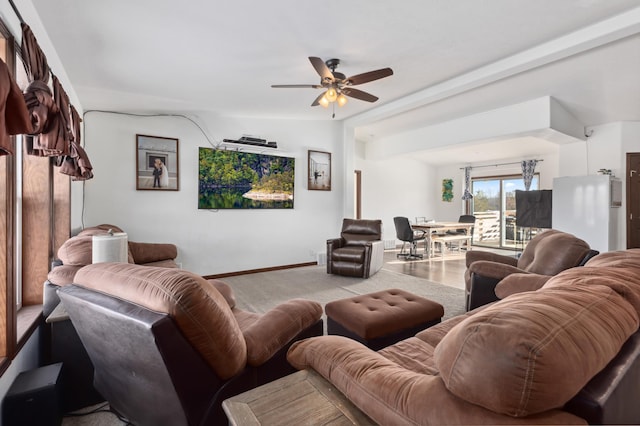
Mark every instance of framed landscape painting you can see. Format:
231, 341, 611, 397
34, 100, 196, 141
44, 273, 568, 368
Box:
136, 134, 179, 191
308, 150, 331, 191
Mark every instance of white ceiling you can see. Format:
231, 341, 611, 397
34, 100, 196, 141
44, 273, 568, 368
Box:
29, 0, 640, 164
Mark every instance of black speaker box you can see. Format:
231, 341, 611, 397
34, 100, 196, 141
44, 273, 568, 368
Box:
3, 362, 63, 426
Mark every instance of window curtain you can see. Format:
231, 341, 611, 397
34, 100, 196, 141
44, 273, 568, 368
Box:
0, 58, 31, 155
521, 160, 538, 190
20, 23, 93, 179
462, 166, 473, 200
57, 105, 93, 180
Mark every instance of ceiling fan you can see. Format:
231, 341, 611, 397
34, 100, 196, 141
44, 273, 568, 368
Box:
271, 57, 393, 112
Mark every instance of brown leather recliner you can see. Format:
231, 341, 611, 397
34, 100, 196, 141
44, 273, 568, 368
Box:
57, 263, 323, 426
326, 218, 384, 278
464, 229, 598, 311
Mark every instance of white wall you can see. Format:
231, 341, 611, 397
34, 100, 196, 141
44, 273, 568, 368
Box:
354, 145, 436, 242
555, 121, 640, 249
78, 112, 344, 275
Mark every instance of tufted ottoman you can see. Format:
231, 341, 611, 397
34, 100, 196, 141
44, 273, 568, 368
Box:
325, 289, 444, 350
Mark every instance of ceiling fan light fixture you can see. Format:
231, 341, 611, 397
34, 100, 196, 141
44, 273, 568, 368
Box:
319, 94, 330, 108
325, 87, 338, 102
337, 93, 348, 107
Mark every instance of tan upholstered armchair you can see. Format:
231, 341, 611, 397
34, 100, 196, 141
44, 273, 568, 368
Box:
464, 229, 597, 310
58, 263, 323, 425
326, 218, 384, 278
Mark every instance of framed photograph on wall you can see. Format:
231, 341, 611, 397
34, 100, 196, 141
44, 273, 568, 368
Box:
136, 134, 179, 191
308, 150, 331, 191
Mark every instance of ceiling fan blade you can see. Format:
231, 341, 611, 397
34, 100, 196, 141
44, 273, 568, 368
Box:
271, 84, 322, 88
309, 57, 334, 82
311, 92, 326, 106
346, 68, 393, 86
341, 87, 379, 103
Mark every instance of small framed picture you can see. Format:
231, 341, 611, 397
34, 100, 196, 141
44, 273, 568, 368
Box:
308, 150, 331, 191
136, 134, 179, 191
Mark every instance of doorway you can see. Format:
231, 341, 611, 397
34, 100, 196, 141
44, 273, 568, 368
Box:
354, 170, 361, 219
471, 174, 539, 249
627, 153, 640, 248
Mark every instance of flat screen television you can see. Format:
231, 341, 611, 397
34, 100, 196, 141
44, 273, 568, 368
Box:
198, 147, 295, 209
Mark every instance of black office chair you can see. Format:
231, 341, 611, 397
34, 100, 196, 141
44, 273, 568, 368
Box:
394, 216, 426, 259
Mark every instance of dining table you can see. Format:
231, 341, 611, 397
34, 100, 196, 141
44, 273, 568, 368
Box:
412, 221, 474, 258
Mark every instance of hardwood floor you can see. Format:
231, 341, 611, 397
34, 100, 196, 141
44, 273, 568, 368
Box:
383, 245, 516, 290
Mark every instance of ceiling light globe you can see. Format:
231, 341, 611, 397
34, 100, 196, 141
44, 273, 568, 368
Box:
337, 94, 348, 107
326, 87, 338, 102
319, 95, 330, 108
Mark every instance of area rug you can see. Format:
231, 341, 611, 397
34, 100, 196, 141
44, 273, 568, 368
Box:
221, 265, 466, 322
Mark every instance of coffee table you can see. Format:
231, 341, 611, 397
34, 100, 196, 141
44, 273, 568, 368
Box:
222, 369, 374, 425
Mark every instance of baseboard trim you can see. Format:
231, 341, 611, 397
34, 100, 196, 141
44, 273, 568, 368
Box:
203, 262, 318, 279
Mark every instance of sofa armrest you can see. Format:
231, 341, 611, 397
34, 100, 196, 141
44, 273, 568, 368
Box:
468, 260, 525, 280
243, 299, 322, 366
364, 240, 384, 278
465, 250, 518, 268
326, 238, 345, 274
206, 279, 236, 308
494, 273, 553, 299
287, 336, 585, 425
128, 241, 177, 265
466, 262, 529, 311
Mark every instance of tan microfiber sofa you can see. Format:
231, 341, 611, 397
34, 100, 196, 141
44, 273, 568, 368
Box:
58, 263, 323, 425
464, 229, 596, 310
45, 224, 178, 316
288, 249, 640, 425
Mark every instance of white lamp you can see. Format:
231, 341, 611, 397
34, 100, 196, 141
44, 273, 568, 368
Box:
92, 231, 128, 263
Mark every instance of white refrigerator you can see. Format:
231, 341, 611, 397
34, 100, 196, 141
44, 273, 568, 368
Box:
552, 175, 622, 253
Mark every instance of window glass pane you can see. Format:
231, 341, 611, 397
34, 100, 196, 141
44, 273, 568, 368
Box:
471, 175, 539, 249
0, 29, 10, 358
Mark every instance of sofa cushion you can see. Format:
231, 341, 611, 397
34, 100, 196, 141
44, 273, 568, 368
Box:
494, 273, 553, 299
434, 283, 639, 417
128, 241, 177, 264
58, 235, 94, 265
518, 230, 590, 275
77, 224, 124, 236
287, 336, 586, 425
583, 248, 640, 269
340, 219, 381, 245
47, 264, 82, 285
73, 263, 247, 380
331, 246, 365, 263
542, 265, 640, 315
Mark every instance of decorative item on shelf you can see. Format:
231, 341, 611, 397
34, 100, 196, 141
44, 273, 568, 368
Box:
92, 230, 128, 264
442, 179, 454, 202
597, 168, 613, 176
222, 136, 278, 149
